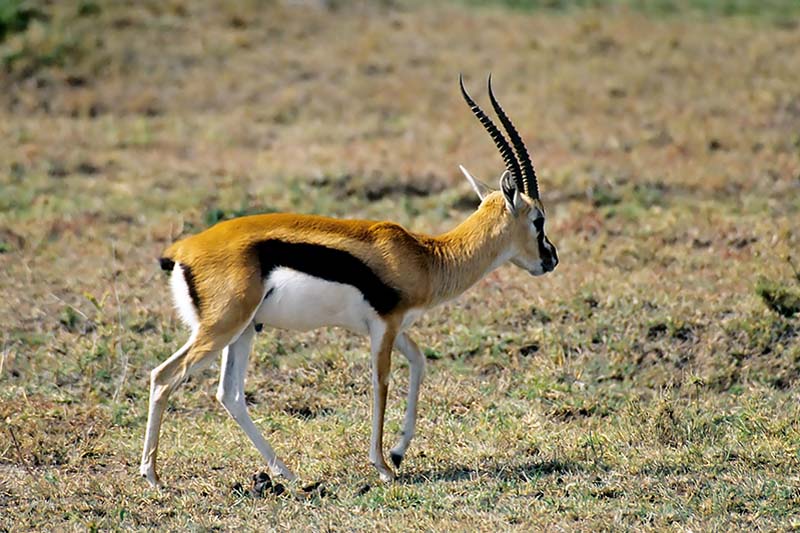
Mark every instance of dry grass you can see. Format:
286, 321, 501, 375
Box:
2, 0, 800, 530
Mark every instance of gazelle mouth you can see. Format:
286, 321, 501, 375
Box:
529, 262, 556, 276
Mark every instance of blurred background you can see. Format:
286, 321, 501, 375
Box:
1, 0, 800, 530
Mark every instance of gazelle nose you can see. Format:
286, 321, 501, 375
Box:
547, 247, 558, 270
543, 255, 558, 272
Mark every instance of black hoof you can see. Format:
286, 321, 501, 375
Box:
390, 452, 403, 468
254, 323, 263, 333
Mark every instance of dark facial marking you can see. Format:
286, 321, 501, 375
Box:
533, 217, 551, 263
254, 239, 401, 316
181, 263, 203, 317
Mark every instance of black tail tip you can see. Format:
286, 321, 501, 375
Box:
159, 257, 175, 271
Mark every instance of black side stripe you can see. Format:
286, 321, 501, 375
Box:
181, 263, 203, 318
253, 239, 401, 316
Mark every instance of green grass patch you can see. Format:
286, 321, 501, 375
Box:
460, 0, 800, 18
756, 277, 800, 318
0, 0, 45, 42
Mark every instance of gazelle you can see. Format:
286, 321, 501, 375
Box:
140, 75, 558, 487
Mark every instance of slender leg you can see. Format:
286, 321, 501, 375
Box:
140, 332, 195, 486
140, 331, 227, 487
368, 320, 396, 482
216, 323, 295, 480
389, 332, 426, 468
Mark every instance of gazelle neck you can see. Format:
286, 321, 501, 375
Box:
426, 193, 515, 304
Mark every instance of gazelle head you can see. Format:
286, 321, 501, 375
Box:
458, 74, 558, 277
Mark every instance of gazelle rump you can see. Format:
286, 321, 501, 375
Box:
140, 76, 558, 487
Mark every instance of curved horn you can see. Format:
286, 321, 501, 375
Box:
459, 74, 522, 190
487, 74, 539, 199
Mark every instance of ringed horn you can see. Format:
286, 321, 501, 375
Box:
459, 73, 540, 199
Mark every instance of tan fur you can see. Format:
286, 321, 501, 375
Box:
163, 192, 522, 322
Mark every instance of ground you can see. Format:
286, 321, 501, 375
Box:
1, 0, 800, 531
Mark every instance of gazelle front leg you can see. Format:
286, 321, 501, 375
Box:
368, 320, 397, 482
389, 332, 425, 469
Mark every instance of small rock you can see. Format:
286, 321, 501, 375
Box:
301, 481, 328, 498
519, 343, 540, 357
48, 162, 68, 177
66, 75, 86, 87
76, 161, 100, 175
303, 481, 322, 492
250, 471, 272, 497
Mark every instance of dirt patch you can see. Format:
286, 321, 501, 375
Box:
1, 398, 109, 468
451, 193, 480, 211
757, 277, 800, 318
547, 401, 612, 422
646, 323, 668, 340
311, 172, 447, 201
0, 227, 26, 253
283, 404, 334, 420
234, 472, 329, 500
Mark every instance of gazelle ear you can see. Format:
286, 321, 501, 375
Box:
499, 170, 521, 217
459, 165, 493, 201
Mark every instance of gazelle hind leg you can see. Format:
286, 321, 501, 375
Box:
139, 330, 229, 487
140, 332, 195, 487
368, 320, 397, 482
216, 323, 295, 480
389, 333, 425, 469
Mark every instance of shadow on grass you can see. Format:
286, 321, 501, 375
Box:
400, 458, 584, 485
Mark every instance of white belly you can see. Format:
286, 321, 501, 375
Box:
253, 267, 378, 334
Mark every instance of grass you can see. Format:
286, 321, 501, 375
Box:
462, 0, 800, 19
2, 0, 800, 530
756, 276, 800, 318
0, 0, 44, 42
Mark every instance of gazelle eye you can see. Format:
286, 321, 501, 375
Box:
532, 217, 544, 233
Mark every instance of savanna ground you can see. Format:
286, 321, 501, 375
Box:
2, 0, 800, 530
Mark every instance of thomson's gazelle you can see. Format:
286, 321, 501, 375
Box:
141, 75, 558, 487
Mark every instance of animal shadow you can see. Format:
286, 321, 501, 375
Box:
399, 458, 583, 485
